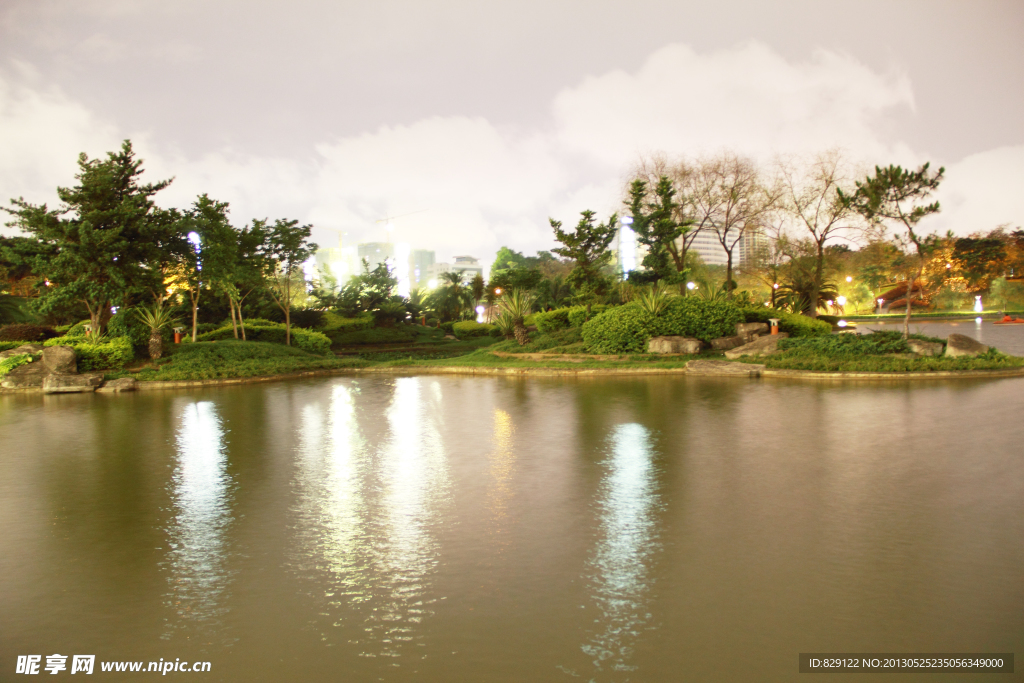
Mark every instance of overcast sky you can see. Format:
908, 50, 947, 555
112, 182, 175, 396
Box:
2, 0, 1022, 271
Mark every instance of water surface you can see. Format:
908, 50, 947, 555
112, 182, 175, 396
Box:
2, 374, 1021, 681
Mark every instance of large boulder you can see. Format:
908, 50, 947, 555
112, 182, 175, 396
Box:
907, 339, 943, 357
710, 335, 745, 351
648, 336, 702, 354
686, 359, 765, 377
724, 333, 789, 359
42, 345, 77, 374
42, 373, 103, 394
0, 361, 48, 388
735, 322, 769, 342
0, 343, 44, 360
97, 377, 138, 393
944, 333, 988, 358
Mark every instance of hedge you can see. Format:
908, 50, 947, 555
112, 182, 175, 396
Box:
740, 307, 832, 337
196, 322, 332, 356
326, 327, 416, 346
581, 298, 743, 353
534, 308, 573, 333
320, 312, 374, 333
42, 336, 134, 370
452, 321, 495, 338
567, 305, 609, 328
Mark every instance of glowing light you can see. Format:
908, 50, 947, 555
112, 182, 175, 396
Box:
826, 300, 833, 307
494, 287, 503, 296
845, 276, 853, 282
837, 320, 848, 327
975, 317, 982, 323
686, 282, 696, 290
427, 278, 437, 289
475, 305, 485, 323
974, 295, 983, 313
619, 225, 637, 274
773, 283, 779, 289
187, 231, 201, 248
621, 216, 633, 225
836, 295, 846, 306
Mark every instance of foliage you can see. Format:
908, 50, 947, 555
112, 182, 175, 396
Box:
288, 308, 326, 329
2, 140, 183, 334
0, 323, 58, 342
763, 343, 1021, 372
196, 322, 332, 355
493, 313, 515, 340
319, 311, 374, 333
0, 341, 29, 352
581, 298, 743, 353
114, 340, 366, 381
776, 331, 915, 356
990, 277, 1024, 310
774, 272, 840, 314
634, 282, 674, 316
567, 304, 609, 328
256, 218, 317, 345
42, 335, 134, 370
0, 353, 35, 378
427, 271, 474, 322
327, 327, 417, 346
372, 299, 409, 327
739, 307, 832, 337
452, 321, 495, 338
487, 326, 584, 353
550, 210, 617, 311
498, 289, 536, 345
627, 176, 689, 280
534, 307, 573, 333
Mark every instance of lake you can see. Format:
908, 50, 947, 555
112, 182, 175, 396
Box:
2, 373, 1022, 681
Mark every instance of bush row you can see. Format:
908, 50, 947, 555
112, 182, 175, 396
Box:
533, 305, 610, 333
452, 321, 495, 338
581, 298, 744, 353
740, 308, 832, 337
327, 327, 417, 346
196, 322, 333, 356
42, 336, 134, 371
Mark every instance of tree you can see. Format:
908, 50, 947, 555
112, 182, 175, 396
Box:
689, 153, 778, 299
550, 210, 617, 316
258, 218, 317, 345
626, 175, 690, 282
3, 140, 182, 333
427, 271, 473, 322
774, 150, 857, 317
470, 272, 486, 307
839, 163, 944, 337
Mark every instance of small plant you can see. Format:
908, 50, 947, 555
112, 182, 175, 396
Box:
498, 289, 535, 345
493, 312, 516, 340
135, 302, 180, 360
634, 282, 674, 316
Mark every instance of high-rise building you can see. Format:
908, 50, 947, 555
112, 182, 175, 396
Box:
411, 249, 435, 289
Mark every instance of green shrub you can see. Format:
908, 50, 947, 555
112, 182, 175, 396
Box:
740, 307, 832, 337
426, 317, 439, 327
42, 335, 134, 370
0, 353, 35, 378
327, 327, 416, 346
581, 298, 743, 354
533, 308, 573, 333
452, 321, 495, 338
196, 323, 332, 355
108, 308, 167, 349
0, 341, 29, 352
66, 320, 91, 337
320, 312, 374, 333
440, 321, 455, 335
0, 323, 58, 342
567, 305, 609, 328
289, 309, 326, 329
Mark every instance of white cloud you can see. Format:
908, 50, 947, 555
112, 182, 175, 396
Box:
3, 40, 1021, 267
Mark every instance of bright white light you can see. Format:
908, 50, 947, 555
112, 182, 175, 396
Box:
826, 300, 833, 307
837, 320, 847, 328
302, 257, 317, 282
619, 226, 636, 274
621, 216, 634, 225
394, 242, 411, 297
187, 231, 201, 248
845, 276, 852, 282
975, 317, 983, 323
427, 278, 437, 290
475, 305, 485, 323
974, 295, 983, 313
836, 295, 846, 306
686, 282, 696, 290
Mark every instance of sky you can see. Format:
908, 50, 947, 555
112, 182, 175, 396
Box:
2, 0, 1023, 273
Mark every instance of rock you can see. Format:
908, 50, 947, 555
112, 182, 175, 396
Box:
42, 345, 77, 374
42, 373, 103, 394
944, 333, 988, 358
647, 335, 702, 354
735, 322, 769, 341
97, 377, 138, 393
709, 335, 745, 351
444, 333, 459, 340
686, 359, 764, 377
0, 343, 44, 359
724, 333, 789, 359
0, 361, 48, 388
907, 339, 943, 357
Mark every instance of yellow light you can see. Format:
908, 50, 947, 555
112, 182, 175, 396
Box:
494, 288, 503, 295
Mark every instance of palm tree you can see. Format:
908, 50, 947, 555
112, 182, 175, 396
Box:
135, 302, 180, 360
428, 272, 474, 322
499, 289, 535, 346
634, 281, 674, 315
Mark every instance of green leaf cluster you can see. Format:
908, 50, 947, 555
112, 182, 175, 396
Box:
0, 353, 35, 378
452, 321, 495, 338
42, 336, 134, 370
739, 307, 832, 337
196, 322, 332, 355
581, 298, 743, 353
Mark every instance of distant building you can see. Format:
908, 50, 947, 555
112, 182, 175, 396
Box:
411, 249, 435, 289
357, 242, 394, 271
450, 255, 484, 279
314, 246, 360, 287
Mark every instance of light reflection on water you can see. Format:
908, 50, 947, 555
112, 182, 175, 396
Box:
164, 400, 234, 637
583, 423, 661, 677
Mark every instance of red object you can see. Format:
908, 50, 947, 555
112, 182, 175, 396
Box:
174, 332, 182, 344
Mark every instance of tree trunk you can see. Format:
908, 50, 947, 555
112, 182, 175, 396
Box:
725, 253, 734, 299
238, 300, 247, 341
809, 241, 825, 318
513, 319, 529, 346
229, 299, 238, 339
191, 290, 200, 343
148, 330, 163, 360
903, 274, 915, 339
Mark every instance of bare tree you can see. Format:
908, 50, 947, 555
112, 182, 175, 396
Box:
774, 149, 859, 317
688, 152, 779, 298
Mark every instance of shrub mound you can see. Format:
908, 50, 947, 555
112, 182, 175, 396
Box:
0, 323, 58, 342
196, 321, 332, 355
567, 305, 608, 328
452, 321, 495, 338
740, 308, 832, 337
581, 298, 743, 354
328, 327, 417, 346
42, 335, 134, 370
